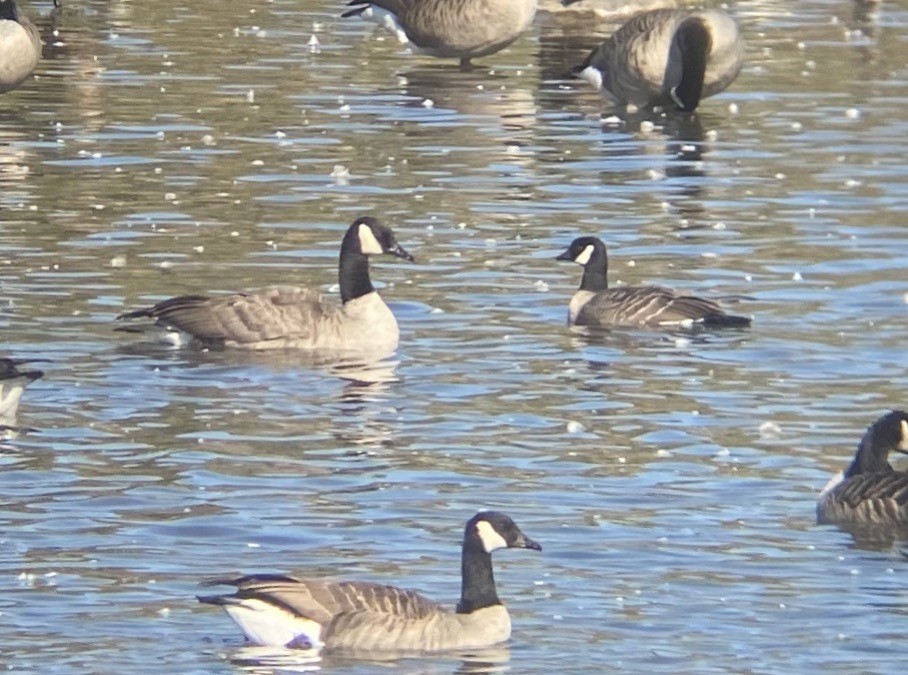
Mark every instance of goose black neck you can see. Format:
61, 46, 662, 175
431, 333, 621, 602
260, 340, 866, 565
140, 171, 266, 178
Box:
673, 17, 711, 112
0, 2, 20, 22
845, 426, 895, 478
338, 230, 374, 304
579, 247, 609, 292
456, 540, 501, 613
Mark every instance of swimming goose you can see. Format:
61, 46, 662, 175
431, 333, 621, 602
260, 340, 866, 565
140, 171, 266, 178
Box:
555, 236, 751, 329
817, 411, 908, 526
116, 217, 414, 353
572, 8, 743, 112
0, 0, 41, 94
0, 357, 42, 418
342, 0, 538, 67
197, 511, 541, 651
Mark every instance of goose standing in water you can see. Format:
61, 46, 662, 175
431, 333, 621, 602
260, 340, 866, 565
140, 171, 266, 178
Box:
197, 511, 541, 651
0, 0, 42, 94
572, 8, 744, 112
555, 236, 751, 329
817, 411, 908, 526
342, 0, 538, 67
117, 217, 414, 355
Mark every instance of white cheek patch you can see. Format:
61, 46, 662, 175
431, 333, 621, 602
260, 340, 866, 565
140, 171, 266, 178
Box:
358, 223, 385, 255
476, 520, 508, 553
899, 420, 908, 450
573, 244, 594, 266
578, 65, 603, 90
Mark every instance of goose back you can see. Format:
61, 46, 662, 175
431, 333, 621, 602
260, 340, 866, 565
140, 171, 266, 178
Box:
582, 8, 742, 109
572, 286, 748, 328
817, 471, 908, 526
0, 1, 41, 94
118, 286, 398, 352
344, 0, 537, 61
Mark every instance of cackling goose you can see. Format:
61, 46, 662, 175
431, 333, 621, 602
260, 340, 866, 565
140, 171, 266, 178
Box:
197, 511, 541, 651
0, 0, 41, 94
555, 236, 751, 329
342, 0, 538, 67
817, 411, 908, 526
117, 217, 414, 354
572, 8, 743, 112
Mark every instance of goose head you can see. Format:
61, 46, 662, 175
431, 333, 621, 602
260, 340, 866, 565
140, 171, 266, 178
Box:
464, 511, 541, 554
0, 0, 21, 22
555, 236, 606, 268
845, 410, 908, 478
348, 216, 414, 261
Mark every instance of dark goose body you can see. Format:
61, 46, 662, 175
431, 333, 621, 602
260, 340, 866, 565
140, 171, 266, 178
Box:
817, 410, 908, 526
573, 8, 743, 112
555, 236, 750, 330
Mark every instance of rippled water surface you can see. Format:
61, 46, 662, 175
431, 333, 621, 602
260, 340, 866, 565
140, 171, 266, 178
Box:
3, 0, 908, 672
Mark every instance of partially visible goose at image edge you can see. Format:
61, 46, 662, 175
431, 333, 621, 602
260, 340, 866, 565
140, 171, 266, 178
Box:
555, 236, 751, 329
0, 357, 43, 419
0, 0, 43, 94
116, 217, 414, 354
817, 410, 908, 527
342, 0, 538, 67
197, 512, 541, 651
571, 7, 744, 112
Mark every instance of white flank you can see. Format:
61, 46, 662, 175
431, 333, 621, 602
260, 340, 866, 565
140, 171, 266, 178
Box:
223, 599, 323, 649
359, 6, 409, 45
161, 329, 194, 348
578, 66, 603, 91
476, 520, 508, 553
818, 471, 845, 500
358, 223, 385, 255
573, 244, 595, 266
0, 383, 24, 418
900, 420, 908, 450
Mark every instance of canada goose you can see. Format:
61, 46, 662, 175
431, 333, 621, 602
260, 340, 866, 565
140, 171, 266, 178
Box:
555, 236, 751, 329
572, 8, 743, 112
817, 411, 908, 526
197, 511, 541, 651
116, 217, 414, 353
0, 0, 41, 94
342, 0, 538, 67
0, 357, 43, 419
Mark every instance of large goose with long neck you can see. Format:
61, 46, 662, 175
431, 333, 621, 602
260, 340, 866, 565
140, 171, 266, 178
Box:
572, 8, 744, 112
116, 217, 414, 354
197, 511, 541, 651
817, 411, 908, 526
555, 236, 750, 329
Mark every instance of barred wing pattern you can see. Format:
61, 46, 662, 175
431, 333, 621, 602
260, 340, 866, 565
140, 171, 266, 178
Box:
117, 286, 336, 349
575, 286, 748, 328
818, 472, 908, 526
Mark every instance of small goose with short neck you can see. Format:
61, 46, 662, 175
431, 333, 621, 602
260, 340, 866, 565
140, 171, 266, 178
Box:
197, 511, 541, 651
572, 8, 743, 112
0, 0, 42, 94
342, 0, 538, 68
817, 411, 908, 526
117, 217, 414, 354
555, 236, 751, 329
